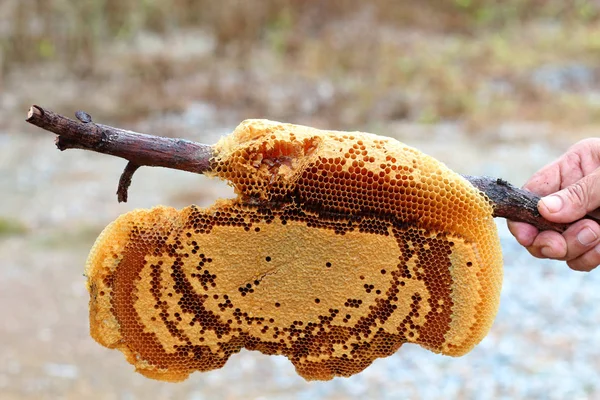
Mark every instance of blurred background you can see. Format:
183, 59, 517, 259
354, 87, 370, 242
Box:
2, 1, 600, 399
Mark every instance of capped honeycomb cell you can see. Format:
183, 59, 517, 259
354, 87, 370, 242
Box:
86, 119, 503, 382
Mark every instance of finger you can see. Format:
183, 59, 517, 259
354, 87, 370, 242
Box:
523, 152, 585, 195
558, 219, 600, 261
506, 220, 539, 247
567, 246, 600, 272
522, 160, 562, 196
523, 138, 600, 195
527, 230, 567, 259
568, 138, 600, 176
538, 167, 600, 223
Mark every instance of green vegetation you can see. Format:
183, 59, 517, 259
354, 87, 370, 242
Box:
0, 217, 28, 237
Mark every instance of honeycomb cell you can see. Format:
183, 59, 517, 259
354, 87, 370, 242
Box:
85, 119, 503, 382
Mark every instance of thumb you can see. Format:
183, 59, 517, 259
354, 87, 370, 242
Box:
538, 168, 600, 223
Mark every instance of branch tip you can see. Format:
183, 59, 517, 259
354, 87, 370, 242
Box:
27, 105, 44, 120
117, 162, 141, 203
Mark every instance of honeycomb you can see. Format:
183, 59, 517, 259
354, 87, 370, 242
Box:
86, 119, 503, 382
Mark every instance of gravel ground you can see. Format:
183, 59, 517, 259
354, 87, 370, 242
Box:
1, 118, 598, 400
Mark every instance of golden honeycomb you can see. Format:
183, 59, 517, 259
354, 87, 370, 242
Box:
85, 119, 503, 382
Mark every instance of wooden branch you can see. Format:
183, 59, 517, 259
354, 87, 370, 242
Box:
25, 105, 586, 233
26, 105, 214, 174
464, 175, 578, 233
117, 162, 141, 203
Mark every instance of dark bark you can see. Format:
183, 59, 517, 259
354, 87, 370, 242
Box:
117, 162, 141, 203
463, 176, 590, 233
26, 105, 585, 233
26, 105, 214, 174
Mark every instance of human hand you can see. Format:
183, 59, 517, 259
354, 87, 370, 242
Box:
507, 138, 600, 271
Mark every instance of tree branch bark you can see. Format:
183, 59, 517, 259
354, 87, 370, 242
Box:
26, 105, 214, 174
25, 105, 591, 233
117, 162, 141, 203
463, 175, 576, 232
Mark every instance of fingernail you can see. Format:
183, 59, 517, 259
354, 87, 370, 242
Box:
578, 227, 598, 246
540, 246, 553, 258
541, 195, 563, 213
